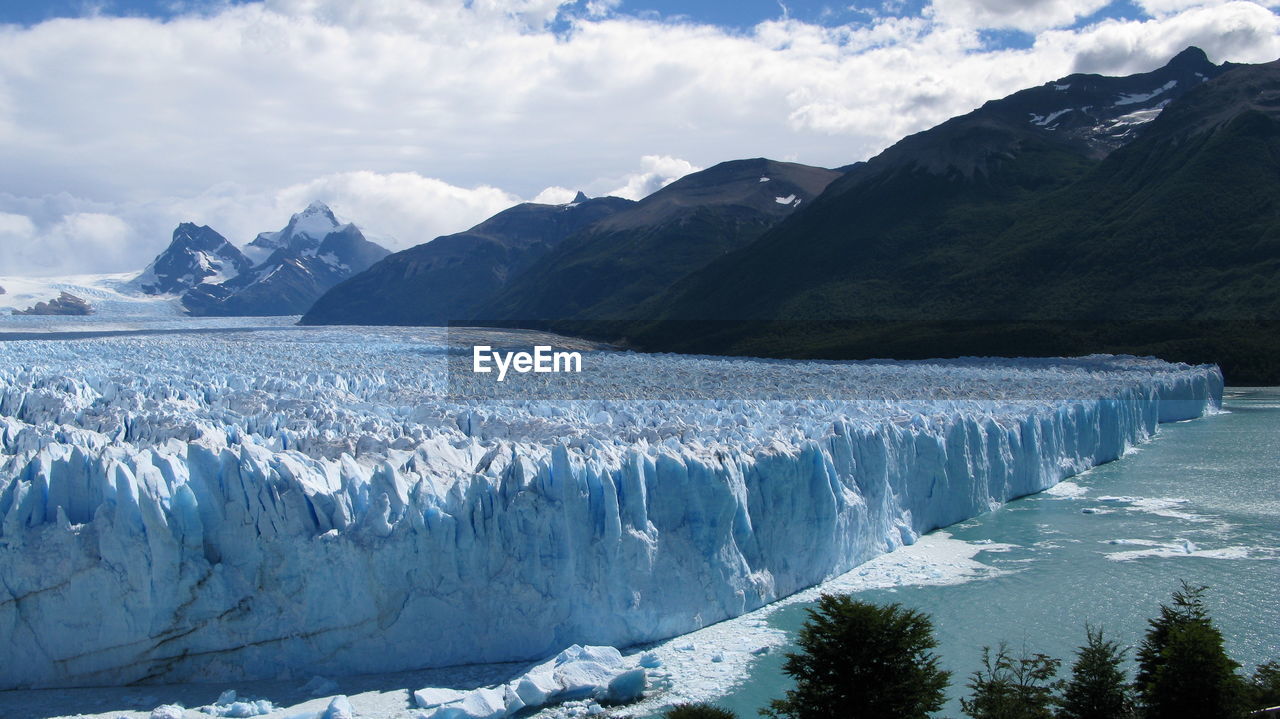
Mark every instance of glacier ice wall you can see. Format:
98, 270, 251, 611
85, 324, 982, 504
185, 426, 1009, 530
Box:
0, 329, 1223, 689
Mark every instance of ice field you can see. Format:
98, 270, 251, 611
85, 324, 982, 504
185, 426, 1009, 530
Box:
0, 326, 1222, 715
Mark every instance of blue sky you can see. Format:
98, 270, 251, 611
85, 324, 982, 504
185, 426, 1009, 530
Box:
0, 0, 1148, 38
2, 0, 1279, 275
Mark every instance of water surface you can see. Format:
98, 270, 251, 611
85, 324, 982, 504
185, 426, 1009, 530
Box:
716, 388, 1280, 718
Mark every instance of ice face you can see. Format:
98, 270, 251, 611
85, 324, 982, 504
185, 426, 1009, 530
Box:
0, 327, 1223, 689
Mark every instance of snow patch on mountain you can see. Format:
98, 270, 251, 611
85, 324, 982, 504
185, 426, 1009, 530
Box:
1115, 80, 1178, 106
1030, 108, 1073, 127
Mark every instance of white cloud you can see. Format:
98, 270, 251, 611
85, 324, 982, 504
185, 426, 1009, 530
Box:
1039, 2, 1280, 73
0, 211, 132, 277
1135, 0, 1280, 17
602, 155, 702, 200
270, 172, 520, 251
929, 0, 1112, 32
0, 0, 1278, 275
533, 186, 579, 204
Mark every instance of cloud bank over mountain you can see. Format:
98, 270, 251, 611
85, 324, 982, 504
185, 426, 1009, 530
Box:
1, 0, 1279, 274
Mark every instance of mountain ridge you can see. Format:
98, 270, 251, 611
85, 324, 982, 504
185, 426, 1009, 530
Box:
137, 203, 390, 317
620, 48, 1280, 383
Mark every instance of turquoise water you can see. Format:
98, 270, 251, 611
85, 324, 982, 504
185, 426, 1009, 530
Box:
716, 388, 1280, 718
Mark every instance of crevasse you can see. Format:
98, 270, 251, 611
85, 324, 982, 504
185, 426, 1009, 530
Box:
0, 331, 1223, 689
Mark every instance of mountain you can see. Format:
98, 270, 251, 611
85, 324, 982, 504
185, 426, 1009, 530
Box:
244, 201, 343, 262
623, 48, 1280, 382
135, 203, 391, 317
302, 159, 838, 328
134, 223, 253, 295
473, 158, 840, 324
300, 194, 634, 326
186, 220, 391, 316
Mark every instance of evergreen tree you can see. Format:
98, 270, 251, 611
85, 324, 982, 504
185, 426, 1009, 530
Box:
1135, 581, 1244, 719
762, 594, 950, 719
665, 704, 738, 719
1056, 626, 1134, 719
962, 643, 1061, 719
1246, 662, 1280, 711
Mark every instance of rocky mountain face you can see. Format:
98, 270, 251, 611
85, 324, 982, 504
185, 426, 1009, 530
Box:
134, 223, 253, 296
622, 49, 1280, 383
473, 158, 841, 325
302, 159, 838, 328
137, 203, 390, 317
11, 291, 93, 316
300, 194, 635, 326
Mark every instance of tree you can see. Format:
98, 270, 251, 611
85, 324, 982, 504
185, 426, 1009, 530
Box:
961, 643, 1061, 719
1056, 625, 1134, 719
1135, 581, 1244, 719
665, 704, 738, 719
1246, 662, 1280, 712
762, 594, 950, 719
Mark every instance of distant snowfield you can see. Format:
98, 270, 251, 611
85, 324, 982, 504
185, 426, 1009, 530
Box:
0, 325, 1223, 718
0, 274, 302, 334
0, 273, 178, 319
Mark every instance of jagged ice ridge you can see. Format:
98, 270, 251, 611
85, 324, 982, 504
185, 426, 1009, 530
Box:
0, 327, 1222, 689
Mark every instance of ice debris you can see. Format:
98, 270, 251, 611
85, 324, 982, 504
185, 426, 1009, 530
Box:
414, 645, 646, 718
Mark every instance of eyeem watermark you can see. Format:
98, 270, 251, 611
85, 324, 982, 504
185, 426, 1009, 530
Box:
472, 345, 583, 381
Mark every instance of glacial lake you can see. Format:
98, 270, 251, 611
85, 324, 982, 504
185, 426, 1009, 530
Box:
710, 387, 1280, 718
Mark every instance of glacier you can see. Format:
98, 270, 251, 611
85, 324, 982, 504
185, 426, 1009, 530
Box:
0, 326, 1222, 690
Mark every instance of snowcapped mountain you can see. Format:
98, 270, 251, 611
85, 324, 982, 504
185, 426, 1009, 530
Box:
187, 220, 391, 316
134, 223, 253, 296
134, 203, 390, 317
244, 201, 342, 263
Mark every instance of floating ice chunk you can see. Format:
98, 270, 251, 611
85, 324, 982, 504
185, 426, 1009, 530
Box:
415, 687, 467, 709
150, 705, 185, 719
301, 676, 339, 697
197, 691, 274, 718
554, 646, 625, 700
1043, 481, 1086, 498
416, 645, 644, 718
514, 670, 558, 707
774, 194, 796, 204
321, 696, 353, 719
428, 687, 506, 719
605, 668, 647, 703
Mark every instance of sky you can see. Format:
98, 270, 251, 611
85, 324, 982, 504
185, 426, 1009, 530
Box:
1, 0, 1280, 276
